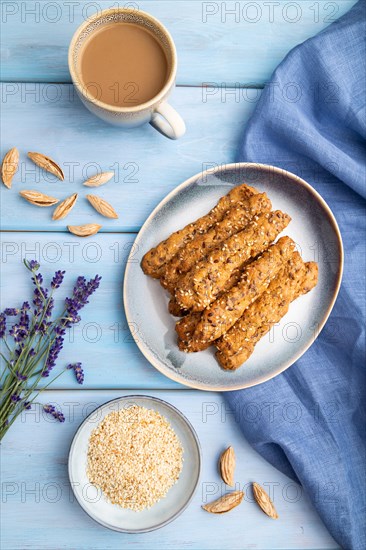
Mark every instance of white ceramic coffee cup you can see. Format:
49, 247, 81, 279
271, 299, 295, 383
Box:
68, 8, 186, 140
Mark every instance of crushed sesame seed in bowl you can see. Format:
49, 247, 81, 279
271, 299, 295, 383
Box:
87, 405, 184, 511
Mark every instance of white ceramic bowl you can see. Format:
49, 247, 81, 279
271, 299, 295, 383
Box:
68, 395, 201, 532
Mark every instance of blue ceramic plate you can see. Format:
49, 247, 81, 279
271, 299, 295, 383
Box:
68, 395, 201, 532
124, 163, 343, 391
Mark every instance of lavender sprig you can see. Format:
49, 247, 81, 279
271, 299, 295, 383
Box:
0, 314, 5, 339
43, 404, 65, 423
0, 260, 101, 440
42, 336, 64, 377
67, 362, 84, 385
26, 260, 40, 271
64, 275, 102, 326
4, 308, 19, 316
51, 270, 65, 289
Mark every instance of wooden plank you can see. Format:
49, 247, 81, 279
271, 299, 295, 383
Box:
0, 1, 356, 85
0, 83, 259, 232
1, 389, 339, 549
0, 232, 183, 389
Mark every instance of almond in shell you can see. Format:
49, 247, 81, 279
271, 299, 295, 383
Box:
83, 171, 114, 187
68, 224, 102, 237
1, 147, 19, 189
252, 482, 279, 519
19, 190, 59, 207
86, 194, 118, 219
219, 446, 235, 486
52, 193, 78, 220
28, 152, 64, 181
202, 491, 244, 514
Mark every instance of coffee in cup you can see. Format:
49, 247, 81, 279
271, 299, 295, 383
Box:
69, 9, 185, 139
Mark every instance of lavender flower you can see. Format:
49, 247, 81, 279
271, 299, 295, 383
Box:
33, 288, 43, 304
64, 275, 101, 326
4, 308, 19, 316
55, 325, 66, 336
32, 272, 43, 286
33, 287, 49, 317
20, 302, 30, 329
1, 301, 33, 341
51, 270, 65, 289
43, 404, 65, 423
38, 321, 51, 334
1, 259, 100, 440
26, 259, 40, 271
42, 336, 64, 377
67, 362, 84, 385
0, 314, 5, 339
33, 288, 43, 311
9, 324, 28, 343
33, 291, 51, 328
45, 297, 54, 318
86, 275, 102, 295
34, 321, 46, 334
11, 393, 21, 403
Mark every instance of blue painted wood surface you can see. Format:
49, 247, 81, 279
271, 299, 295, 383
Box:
0, 83, 259, 232
0, 0, 350, 547
1, 390, 339, 549
1, 1, 356, 85
0, 232, 183, 389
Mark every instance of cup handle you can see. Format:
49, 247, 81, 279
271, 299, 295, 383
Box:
150, 102, 186, 140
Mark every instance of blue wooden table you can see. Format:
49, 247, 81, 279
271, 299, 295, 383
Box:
1, 2, 356, 548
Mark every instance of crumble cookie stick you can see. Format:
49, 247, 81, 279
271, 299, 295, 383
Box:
171, 263, 245, 318
171, 258, 254, 318
141, 183, 258, 279
177, 241, 294, 353
176, 255, 266, 353
192, 236, 296, 345
175, 265, 246, 342
178, 334, 209, 353
176, 312, 202, 343
175, 210, 291, 312
169, 297, 190, 317
216, 251, 305, 356
300, 262, 319, 294
161, 193, 272, 292
216, 261, 318, 370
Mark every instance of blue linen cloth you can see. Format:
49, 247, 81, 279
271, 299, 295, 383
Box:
225, 2, 366, 548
